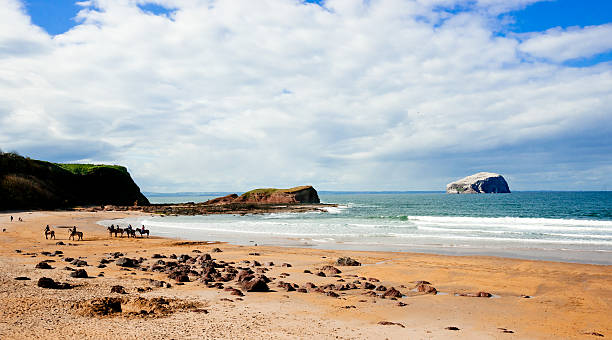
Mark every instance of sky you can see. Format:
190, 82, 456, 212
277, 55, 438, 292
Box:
1, 0, 611, 192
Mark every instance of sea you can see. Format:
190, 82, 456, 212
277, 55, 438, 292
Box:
98, 192, 612, 265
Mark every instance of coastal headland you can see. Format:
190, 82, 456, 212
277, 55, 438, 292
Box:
0, 210, 610, 339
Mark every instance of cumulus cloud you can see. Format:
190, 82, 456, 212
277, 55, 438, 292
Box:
519, 24, 612, 62
0, 0, 611, 191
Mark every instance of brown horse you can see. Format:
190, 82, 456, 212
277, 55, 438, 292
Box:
107, 225, 124, 237
45, 230, 55, 240
69, 230, 83, 241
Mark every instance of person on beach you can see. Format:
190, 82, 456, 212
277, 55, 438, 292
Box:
10, 216, 13, 222
18, 217, 22, 222
141, 225, 146, 233
45, 225, 50, 233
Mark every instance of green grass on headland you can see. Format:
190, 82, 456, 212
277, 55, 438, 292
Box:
240, 185, 313, 198
55, 163, 128, 175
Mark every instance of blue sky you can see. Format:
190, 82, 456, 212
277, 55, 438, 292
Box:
2, 0, 611, 191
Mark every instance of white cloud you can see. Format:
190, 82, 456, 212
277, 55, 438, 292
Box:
519, 24, 612, 62
0, 0, 611, 191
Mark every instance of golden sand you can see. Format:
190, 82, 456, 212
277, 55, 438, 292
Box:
0, 210, 610, 339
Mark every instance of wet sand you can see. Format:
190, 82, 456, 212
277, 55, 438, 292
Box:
0, 210, 610, 339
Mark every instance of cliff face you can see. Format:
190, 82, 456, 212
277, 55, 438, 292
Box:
446, 172, 511, 194
0, 153, 149, 210
213, 186, 320, 205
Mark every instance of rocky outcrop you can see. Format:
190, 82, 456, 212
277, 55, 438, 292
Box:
446, 172, 510, 194
0, 152, 149, 210
224, 186, 320, 204
205, 194, 239, 205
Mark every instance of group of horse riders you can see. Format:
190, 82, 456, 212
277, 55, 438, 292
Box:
43, 224, 149, 240
107, 224, 150, 238
44, 225, 82, 240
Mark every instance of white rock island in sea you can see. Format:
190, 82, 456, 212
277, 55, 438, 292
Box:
446, 172, 511, 194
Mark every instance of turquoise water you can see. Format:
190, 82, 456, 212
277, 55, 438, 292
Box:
102, 192, 612, 265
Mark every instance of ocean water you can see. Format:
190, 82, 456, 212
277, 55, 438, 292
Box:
99, 192, 612, 265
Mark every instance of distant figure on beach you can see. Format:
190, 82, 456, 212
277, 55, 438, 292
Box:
10, 216, 13, 222
18, 217, 22, 222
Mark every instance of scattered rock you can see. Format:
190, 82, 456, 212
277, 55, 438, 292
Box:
378, 321, 405, 328
321, 265, 341, 275
445, 326, 460, 331
281, 263, 292, 267
397, 301, 407, 307
316, 271, 326, 277
111, 285, 127, 294
416, 283, 437, 294
14, 276, 31, 280
303, 269, 312, 274
459, 291, 492, 297
55, 242, 65, 245
70, 269, 88, 278
116, 257, 138, 268
336, 257, 361, 266
248, 252, 260, 256
212, 248, 222, 253
37, 277, 72, 289
375, 285, 387, 291
362, 282, 376, 290
325, 291, 339, 298
242, 277, 270, 292
229, 288, 244, 296
35, 261, 53, 269
382, 287, 403, 298
71, 259, 88, 267
586, 332, 604, 337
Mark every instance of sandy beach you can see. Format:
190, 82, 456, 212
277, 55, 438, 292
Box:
0, 210, 610, 339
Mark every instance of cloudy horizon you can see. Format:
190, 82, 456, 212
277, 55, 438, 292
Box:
1, 0, 611, 192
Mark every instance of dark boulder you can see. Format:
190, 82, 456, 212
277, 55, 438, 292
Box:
382, 287, 403, 298
111, 285, 127, 294
115, 257, 138, 267
35, 261, 53, 269
70, 269, 88, 278
336, 257, 361, 266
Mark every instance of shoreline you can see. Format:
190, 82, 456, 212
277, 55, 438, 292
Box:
0, 210, 610, 339
99, 212, 612, 266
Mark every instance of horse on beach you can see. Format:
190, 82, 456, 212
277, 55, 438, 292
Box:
45, 229, 55, 239
137, 228, 149, 238
44, 225, 55, 239
69, 229, 83, 241
123, 225, 136, 238
107, 225, 124, 237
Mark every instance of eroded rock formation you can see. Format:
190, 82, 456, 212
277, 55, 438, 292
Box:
446, 172, 510, 194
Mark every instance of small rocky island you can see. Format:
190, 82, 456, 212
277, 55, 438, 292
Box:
446, 172, 510, 194
207, 186, 320, 205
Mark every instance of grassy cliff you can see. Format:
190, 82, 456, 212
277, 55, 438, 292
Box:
0, 152, 149, 210
238, 185, 320, 203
